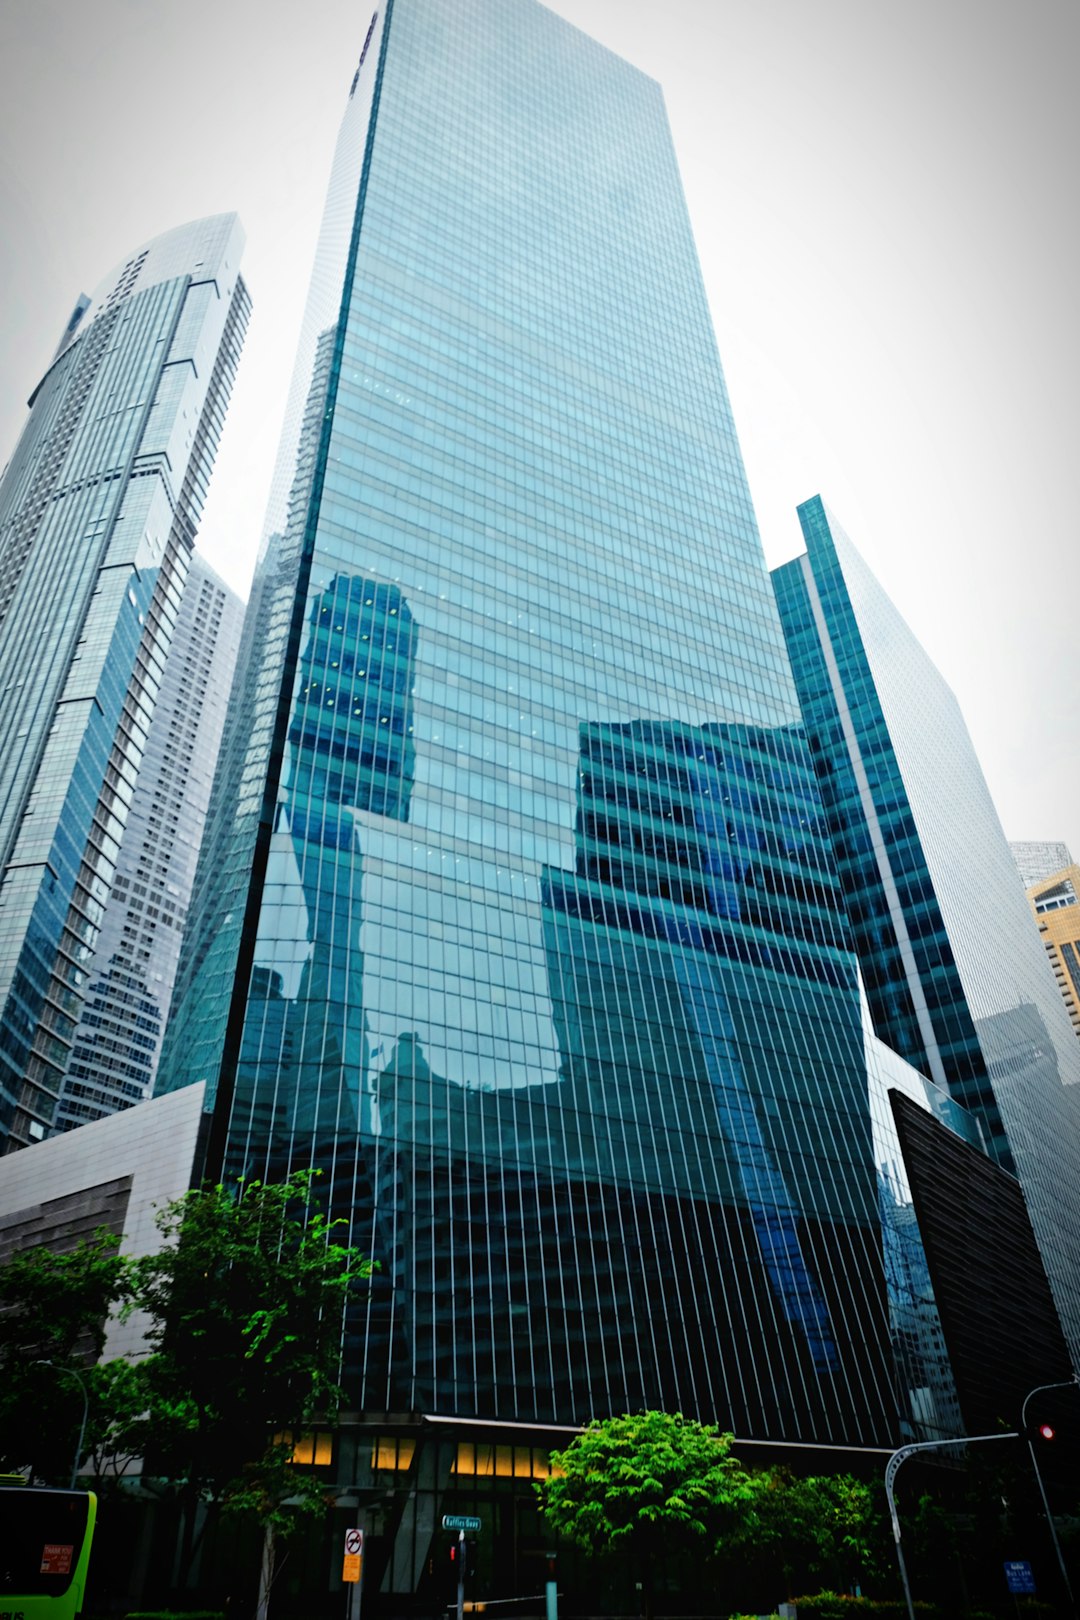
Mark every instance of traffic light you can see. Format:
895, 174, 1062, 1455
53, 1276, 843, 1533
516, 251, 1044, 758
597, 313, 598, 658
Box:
1035, 1421, 1056, 1442
449, 1537, 468, 1579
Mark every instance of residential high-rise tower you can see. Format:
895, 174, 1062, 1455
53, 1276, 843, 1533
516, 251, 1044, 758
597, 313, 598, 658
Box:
0, 217, 248, 1151
56, 555, 243, 1131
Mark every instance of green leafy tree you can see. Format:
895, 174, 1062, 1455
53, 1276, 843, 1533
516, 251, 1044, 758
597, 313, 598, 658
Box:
753, 1470, 891, 1596
0, 1228, 131, 1482
536, 1411, 760, 1618
120, 1170, 371, 1608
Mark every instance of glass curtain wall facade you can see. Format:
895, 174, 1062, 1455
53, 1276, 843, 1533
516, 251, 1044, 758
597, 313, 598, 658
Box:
162, 0, 903, 1447
772, 497, 1080, 1368
1011, 840, 1073, 890
57, 556, 243, 1129
0, 217, 248, 1151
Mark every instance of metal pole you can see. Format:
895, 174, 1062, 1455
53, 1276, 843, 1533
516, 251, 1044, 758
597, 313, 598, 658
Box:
885, 1447, 920, 1620
1021, 1377, 1079, 1617
545, 1551, 558, 1620
456, 1529, 465, 1620
885, 1431, 1020, 1620
36, 1360, 88, 1488
350, 1554, 362, 1620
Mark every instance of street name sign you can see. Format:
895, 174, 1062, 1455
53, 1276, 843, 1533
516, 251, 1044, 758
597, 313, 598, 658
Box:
442, 1515, 481, 1532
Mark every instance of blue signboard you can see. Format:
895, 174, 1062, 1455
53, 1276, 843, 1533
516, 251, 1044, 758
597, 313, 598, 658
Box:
1004, 1561, 1036, 1594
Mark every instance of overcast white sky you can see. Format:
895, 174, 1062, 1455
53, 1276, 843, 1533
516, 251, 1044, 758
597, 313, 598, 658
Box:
1, 0, 1077, 855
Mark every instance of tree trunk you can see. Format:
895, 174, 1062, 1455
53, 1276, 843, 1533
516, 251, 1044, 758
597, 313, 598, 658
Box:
255, 1523, 275, 1620
173, 1488, 210, 1592
641, 1548, 655, 1620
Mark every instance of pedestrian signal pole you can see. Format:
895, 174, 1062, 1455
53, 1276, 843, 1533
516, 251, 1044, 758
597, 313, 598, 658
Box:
886, 1432, 1019, 1620
1021, 1377, 1079, 1617
455, 1529, 465, 1620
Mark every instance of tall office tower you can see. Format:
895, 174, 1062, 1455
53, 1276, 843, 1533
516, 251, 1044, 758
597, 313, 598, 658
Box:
772, 496, 1080, 1366
0, 217, 248, 1152
1024, 862, 1080, 1039
55, 556, 243, 1131
162, 3, 938, 1528
1011, 839, 1074, 889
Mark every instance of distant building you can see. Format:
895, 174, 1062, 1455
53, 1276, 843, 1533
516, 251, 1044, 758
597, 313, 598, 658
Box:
772, 496, 1080, 1365
1024, 863, 1080, 1039
1011, 840, 1074, 889
0, 218, 248, 1152
56, 557, 243, 1130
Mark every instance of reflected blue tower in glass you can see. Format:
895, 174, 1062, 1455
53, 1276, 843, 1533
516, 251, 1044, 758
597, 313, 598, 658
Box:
772, 496, 1080, 1367
161, 0, 908, 1447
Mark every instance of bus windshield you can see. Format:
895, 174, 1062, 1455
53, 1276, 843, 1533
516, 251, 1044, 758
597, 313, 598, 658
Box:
0, 1487, 97, 1620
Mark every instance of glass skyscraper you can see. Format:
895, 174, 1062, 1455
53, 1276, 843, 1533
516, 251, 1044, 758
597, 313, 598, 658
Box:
0, 216, 248, 1152
772, 496, 1080, 1366
57, 555, 243, 1130
160, 0, 917, 1460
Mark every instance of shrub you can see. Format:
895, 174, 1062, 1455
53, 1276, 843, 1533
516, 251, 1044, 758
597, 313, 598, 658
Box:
790, 1596, 940, 1620
125, 1611, 227, 1620
769, 1598, 1054, 1620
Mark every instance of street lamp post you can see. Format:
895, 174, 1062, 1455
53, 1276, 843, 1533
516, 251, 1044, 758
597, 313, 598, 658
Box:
1021, 1376, 1079, 1617
35, 1360, 89, 1489
885, 1431, 1020, 1620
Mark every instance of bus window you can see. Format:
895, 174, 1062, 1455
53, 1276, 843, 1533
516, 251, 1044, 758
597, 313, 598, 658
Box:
0, 1487, 97, 1620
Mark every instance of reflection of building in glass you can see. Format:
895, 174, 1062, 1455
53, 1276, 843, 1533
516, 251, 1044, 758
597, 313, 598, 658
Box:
541, 717, 876, 1381
1023, 862, 1080, 1038
1010, 840, 1073, 889
772, 496, 1080, 1365
231, 575, 417, 1152
58, 557, 242, 1129
0, 217, 248, 1152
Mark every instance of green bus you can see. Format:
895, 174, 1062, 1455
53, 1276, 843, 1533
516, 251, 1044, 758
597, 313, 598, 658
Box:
0, 1487, 97, 1620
